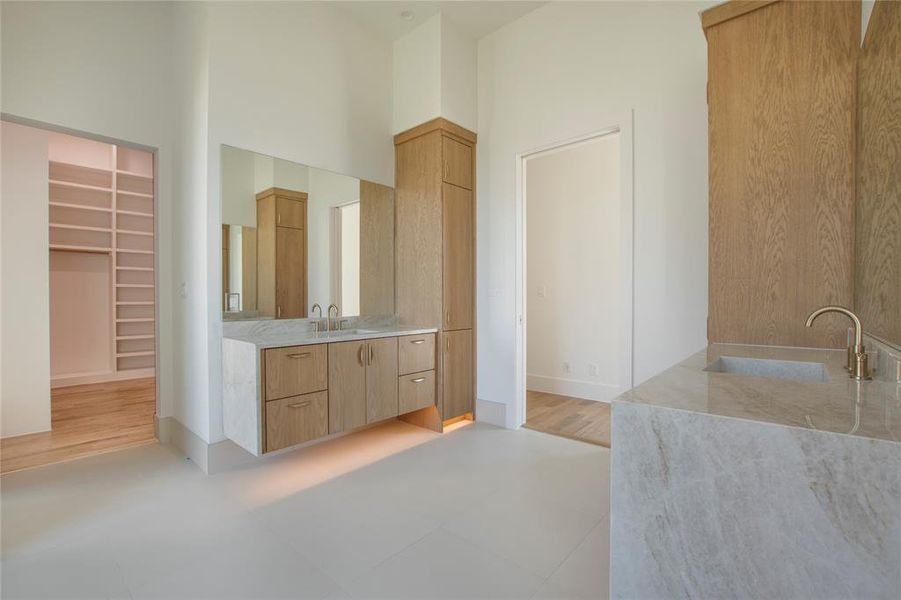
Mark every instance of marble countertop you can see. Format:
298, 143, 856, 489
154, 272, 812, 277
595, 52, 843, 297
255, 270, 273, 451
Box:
616, 344, 901, 443
223, 325, 438, 349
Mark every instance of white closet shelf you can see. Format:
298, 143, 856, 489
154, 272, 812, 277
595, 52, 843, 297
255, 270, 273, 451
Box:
116, 350, 155, 358
116, 334, 155, 340
116, 190, 154, 199
117, 248, 153, 255
50, 244, 111, 254
50, 179, 112, 193
116, 301, 154, 305
116, 209, 153, 217
115, 283, 153, 288
116, 266, 154, 271
50, 223, 112, 233
117, 317, 154, 322
49, 202, 112, 213
116, 169, 153, 179
117, 229, 154, 237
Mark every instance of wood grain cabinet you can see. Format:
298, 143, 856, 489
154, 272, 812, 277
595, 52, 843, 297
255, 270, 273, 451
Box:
703, 0, 856, 348
264, 344, 328, 401
395, 119, 477, 427
328, 337, 398, 434
265, 391, 328, 452
256, 187, 308, 319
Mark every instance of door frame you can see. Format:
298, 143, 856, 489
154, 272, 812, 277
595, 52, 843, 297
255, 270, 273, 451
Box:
513, 111, 634, 428
0, 112, 162, 433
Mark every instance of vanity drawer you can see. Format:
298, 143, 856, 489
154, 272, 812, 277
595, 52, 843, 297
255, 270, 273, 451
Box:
398, 333, 435, 375
264, 344, 328, 400
265, 391, 328, 452
398, 370, 436, 414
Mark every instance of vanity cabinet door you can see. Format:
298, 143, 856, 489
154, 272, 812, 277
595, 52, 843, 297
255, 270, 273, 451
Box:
366, 337, 398, 424
276, 197, 305, 229
328, 340, 366, 434
275, 226, 305, 318
443, 329, 473, 419
442, 183, 473, 330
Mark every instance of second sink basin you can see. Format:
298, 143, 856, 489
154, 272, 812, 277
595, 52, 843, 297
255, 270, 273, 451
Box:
704, 356, 829, 383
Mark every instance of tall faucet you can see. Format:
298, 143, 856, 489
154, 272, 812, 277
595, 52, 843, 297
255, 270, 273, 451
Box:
327, 304, 339, 333
805, 305, 870, 380
311, 303, 322, 332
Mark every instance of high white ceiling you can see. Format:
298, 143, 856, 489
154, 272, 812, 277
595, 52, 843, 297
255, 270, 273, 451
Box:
336, 1, 546, 41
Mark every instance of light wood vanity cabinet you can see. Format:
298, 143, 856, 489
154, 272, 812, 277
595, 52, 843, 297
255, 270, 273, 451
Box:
328, 337, 399, 434
225, 331, 438, 456
395, 118, 476, 427
256, 187, 308, 319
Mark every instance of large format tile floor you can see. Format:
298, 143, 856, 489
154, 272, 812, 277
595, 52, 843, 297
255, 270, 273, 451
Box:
0, 421, 610, 599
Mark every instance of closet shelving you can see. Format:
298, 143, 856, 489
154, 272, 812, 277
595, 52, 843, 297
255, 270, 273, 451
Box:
48, 133, 156, 387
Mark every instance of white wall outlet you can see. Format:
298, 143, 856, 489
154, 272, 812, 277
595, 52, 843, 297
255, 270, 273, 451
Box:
563, 361, 572, 374
588, 363, 599, 377
537, 285, 547, 298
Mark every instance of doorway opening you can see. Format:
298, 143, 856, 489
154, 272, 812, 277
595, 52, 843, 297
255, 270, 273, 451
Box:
1, 119, 159, 474
514, 117, 633, 447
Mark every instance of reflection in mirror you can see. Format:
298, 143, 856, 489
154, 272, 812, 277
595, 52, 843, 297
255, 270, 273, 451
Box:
221, 145, 395, 320
855, 1, 901, 349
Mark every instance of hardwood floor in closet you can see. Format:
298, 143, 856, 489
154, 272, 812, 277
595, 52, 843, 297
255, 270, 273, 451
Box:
0, 378, 156, 474
524, 391, 611, 448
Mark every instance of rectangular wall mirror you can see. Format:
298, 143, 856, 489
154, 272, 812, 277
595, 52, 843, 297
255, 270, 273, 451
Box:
220, 145, 395, 320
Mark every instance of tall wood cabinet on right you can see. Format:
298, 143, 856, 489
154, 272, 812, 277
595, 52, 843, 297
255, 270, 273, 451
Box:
395, 119, 476, 428
703, 0, 857, 349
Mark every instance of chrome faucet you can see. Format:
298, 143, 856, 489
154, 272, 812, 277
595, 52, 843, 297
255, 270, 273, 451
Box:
311, 303, 322, 332
327, 304, 339, 333
805, 305, 870, 380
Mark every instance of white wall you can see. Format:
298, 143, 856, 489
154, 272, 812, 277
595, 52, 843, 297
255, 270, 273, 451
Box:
393, 13, 478, 134
526, 134, 622, 402
205, 1, 394, 443
477, 2, 711, 427
0, 122, 51, 437
440, 17, 478, 133
0, 0, 182, 432
393, 14, 442, 134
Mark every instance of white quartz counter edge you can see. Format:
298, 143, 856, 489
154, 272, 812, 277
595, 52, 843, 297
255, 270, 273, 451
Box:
223, 326, 438, 349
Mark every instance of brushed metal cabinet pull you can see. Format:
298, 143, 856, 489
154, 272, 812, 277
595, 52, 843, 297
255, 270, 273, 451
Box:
411, 377, 426, 383
358, 344, 365, 366
277, 213, 282, 225
288, 401, 311, 409
368, 344, 374, 365
410, 339, 425, 345
287, 352, 311, 359
277, 305, 282, 318
446, 311, 451, 326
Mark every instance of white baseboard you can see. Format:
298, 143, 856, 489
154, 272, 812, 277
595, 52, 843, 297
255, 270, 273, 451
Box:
526, 374, 619, 402
475, 398, 506, 427
156, 415, 211, 473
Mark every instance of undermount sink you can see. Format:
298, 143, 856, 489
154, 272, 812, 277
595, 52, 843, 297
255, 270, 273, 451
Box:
704, 356, 829, 383
328, 328, 378, 336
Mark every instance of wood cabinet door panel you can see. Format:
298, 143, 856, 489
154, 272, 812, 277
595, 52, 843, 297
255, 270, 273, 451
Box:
442, 136, 473, 190
265, 391, 328, 452
276, 197, 305, 229
442, 329, 473, 419
399, 370, 436, 414
366, 337, 398, 423
264, 344, 327, 400
275, 226, 305, 318
442, 183, 474, 330
328, 340, 366, 433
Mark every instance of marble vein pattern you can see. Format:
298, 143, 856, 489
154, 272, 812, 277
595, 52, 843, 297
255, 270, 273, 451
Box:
618, 344, 901, 443
610, 401, 901, 600
223, 338, 263, 455
222, 315, 436, 349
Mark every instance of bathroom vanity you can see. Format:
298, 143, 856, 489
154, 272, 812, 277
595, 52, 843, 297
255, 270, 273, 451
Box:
223, 319, 438, 456
610, 343, 901, 599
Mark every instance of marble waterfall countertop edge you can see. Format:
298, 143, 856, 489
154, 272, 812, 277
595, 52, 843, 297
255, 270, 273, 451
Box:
223, 325, 439, 349
615, 343, 901, 444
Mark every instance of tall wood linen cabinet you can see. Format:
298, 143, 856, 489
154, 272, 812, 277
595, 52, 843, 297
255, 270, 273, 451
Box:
394, 119, 476, 430
255, 187, 308, 319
